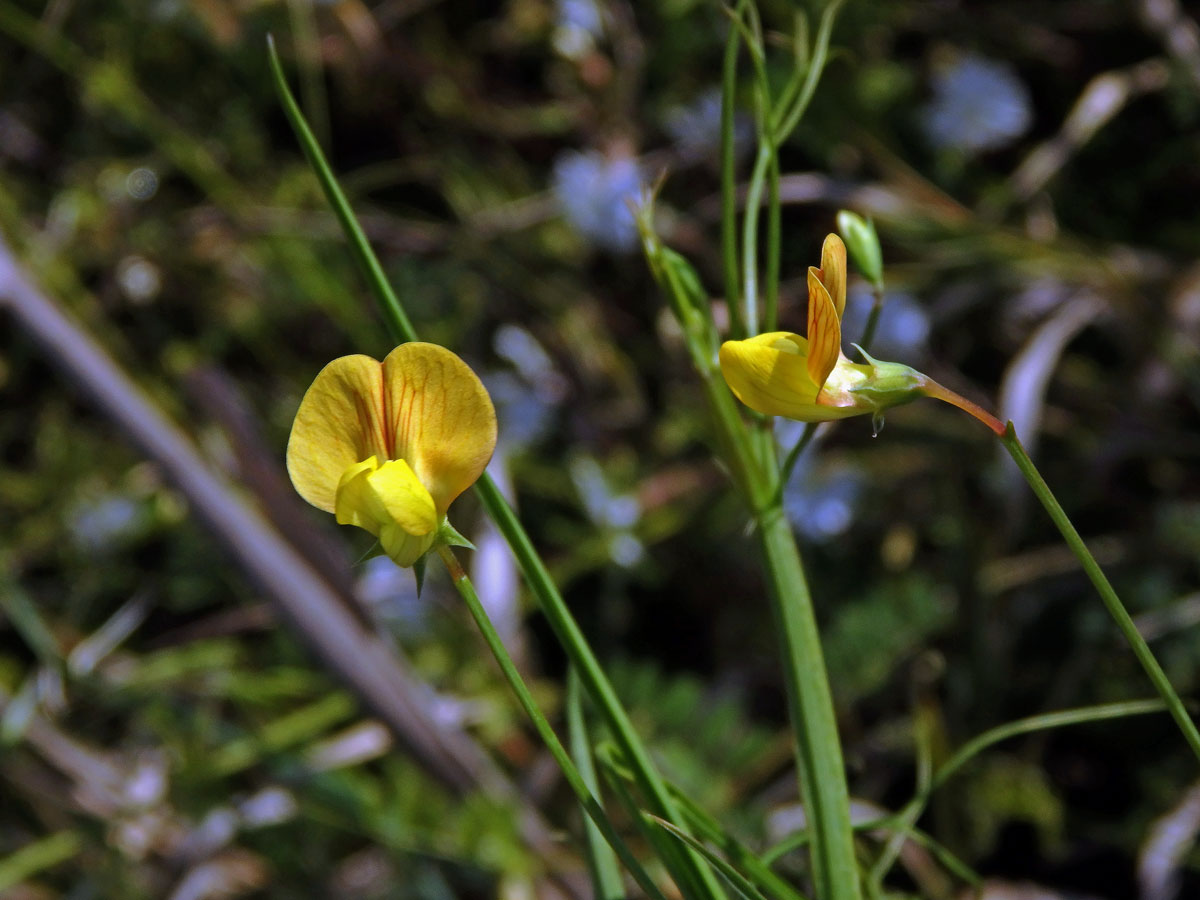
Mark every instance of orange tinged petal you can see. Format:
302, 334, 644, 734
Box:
818, 233, 847, 319
806, 268, 841, 392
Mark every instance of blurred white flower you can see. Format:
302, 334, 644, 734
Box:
922, 54, 1032, 153
665, 88, 752, 162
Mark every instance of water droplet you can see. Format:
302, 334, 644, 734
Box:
871, 411, 886, 437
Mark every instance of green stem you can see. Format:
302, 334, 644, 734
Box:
780, 425, 818, 486
568, 669, 625, 900
857, 285, 885, 356
271, 43, 723, 897
649, 170, 860, 900
721, 3, 745, 338
469, 478, 726, 900
436, 546, 666, 900
1000, 424, 1200, 763
764, 141, 781, 333
742, 144, 770, 336
267, 37, 418, 346
771, 1, 844, 143
754, 502, 861, 900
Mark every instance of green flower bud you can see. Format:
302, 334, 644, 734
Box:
836, 210, 884, 289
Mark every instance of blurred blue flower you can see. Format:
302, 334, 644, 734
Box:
356, 555, 427, 633
69, 495, 143, 553
840, 287, 931, 361
552, 149, 644, 252
921, 54, 1032, 154
783, 460, 865, 544
553, 0, 604, 59
665, 88, 752, 162
486, 325, 566, 455
569, 456, 645, 567
483, 372, 554, 454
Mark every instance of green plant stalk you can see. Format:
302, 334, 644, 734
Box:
1000, 424, 1200, 762
668, 786, 809, 900
857, 285, 885, 357
721, 3, 745, 338
650, 817, 774, 900
267, 37, 418, 346
764, 144, 781, 333
686, 326, 859, 900
269, 43, 724, 898
436, 547, 666, 900
470, 480, 727, 900
753, 498, 860, 900
867, 693, 934, 890
645, 97, 859, 900
567, 668, 625, 900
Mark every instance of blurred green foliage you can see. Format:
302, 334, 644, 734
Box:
3, 0, 1200, 897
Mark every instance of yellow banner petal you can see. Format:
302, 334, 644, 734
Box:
381, 342, 498, 517
287, 355, 389, 513
806, 269, 841, 392
819, 233, 847, 319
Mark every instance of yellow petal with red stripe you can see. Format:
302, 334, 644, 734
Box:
806, 268, 841, 392
381, 342, 498, 519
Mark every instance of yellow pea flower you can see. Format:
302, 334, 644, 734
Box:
287, 342, 497, 566
719, 233, 1004, 434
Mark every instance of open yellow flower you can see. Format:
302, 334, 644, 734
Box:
719, 234, 925, 424
287, 342, 497, 566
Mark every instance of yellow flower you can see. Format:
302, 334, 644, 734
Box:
287, 342, 497, 566
719, 234, 925, 423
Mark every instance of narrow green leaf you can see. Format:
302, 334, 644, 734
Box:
567, 669, 625, 900
650, 816, 774, 900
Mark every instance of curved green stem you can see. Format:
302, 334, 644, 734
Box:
1001, 424, 1200, 763
436, 546, 666, 900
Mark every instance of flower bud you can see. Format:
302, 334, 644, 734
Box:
836, 210, 883, 289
